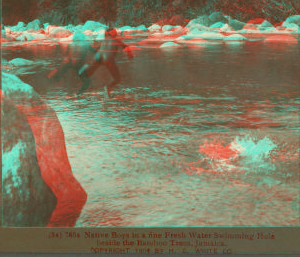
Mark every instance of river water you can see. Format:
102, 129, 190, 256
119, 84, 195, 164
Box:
2, 38, 299, 226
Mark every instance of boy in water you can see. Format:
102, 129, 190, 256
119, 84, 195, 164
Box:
49, 28, 133, 97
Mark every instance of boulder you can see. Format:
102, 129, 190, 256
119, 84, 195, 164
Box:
148, 23, 161, 32
228, 19, 246, 31
209, 12, 227, 24
171, 25, 184, 33
194, 32, 224, 40
43, 23, 50, 30
94, 29, 106, 41
264, 35, 298, 43
136, 25, 147, 31
224, 34, 247, 41
210, 22, 225, 29
83, 20, 106, 31
10, 22, 27, 32
16, 32, 48, 41
2, 72, 87, 227
184, 38, 207, 45
2, 75, 57, 227
26, 19, 42, 31
186, 23, 217, 33
247, 18, 266, 25
285, 15, 300, 26
281, 22, 300, 33
46, 25, 72, 38
9, 58, 34, 66
262, 27, 278, 34
187, 15, 211, 27
243, 23, 259, 30
162, 25, 175, 32
160, 42, 180, 48
220, 24, 235, 33
257, 20, 273, 29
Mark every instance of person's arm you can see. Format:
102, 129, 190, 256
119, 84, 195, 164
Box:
116, 39, 133, 59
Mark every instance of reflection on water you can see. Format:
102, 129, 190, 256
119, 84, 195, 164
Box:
3, 40, 299, 226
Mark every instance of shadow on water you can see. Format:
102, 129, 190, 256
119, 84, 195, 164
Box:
2, 39, 300, 226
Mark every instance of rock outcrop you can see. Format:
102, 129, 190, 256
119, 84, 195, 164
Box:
2, 87, 57, 227
2, 72, 87, 227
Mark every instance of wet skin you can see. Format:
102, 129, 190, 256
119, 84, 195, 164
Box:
78, 34, 133, 97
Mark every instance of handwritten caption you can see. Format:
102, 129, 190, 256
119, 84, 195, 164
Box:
47, 230, 276, 254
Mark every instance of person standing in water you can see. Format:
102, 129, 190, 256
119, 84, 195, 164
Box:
77, 27, 133, 97
49, 27, 134, 98
48, 32, 97, 85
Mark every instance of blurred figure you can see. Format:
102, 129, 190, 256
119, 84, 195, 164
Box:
48, 32, 97, 85
77, 27, 133, 97
49, 28, 133, 98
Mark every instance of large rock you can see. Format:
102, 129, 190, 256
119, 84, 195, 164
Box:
195, 32, 224, 40
45, 25, 72, 38
2, 78, 57, 227
10, 21, 27, 32
148, 23, 162, 32
83, 20, 106, 31
186, 23, 217, 33
160, 42, 181, 48
264, 35, 298, 43
285, 15, 300, 26
257, 20, 273, 30
16, 32, 48, 41
228, 19, 246, 31
210, 22, 225, 29
187, 15, 211, 27
209, 12, 227, 24
27, 19, 42, 31
224, 34, 247, 41
9, 58, 34, 66
247, 18, 266, 25
281, 22, 300, 33
2, 73, 87, 227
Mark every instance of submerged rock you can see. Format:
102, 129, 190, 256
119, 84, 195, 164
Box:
9, 58, 34, 66
2, 73, 87, 227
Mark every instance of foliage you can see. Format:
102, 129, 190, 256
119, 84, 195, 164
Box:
2, 0, 300, 26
